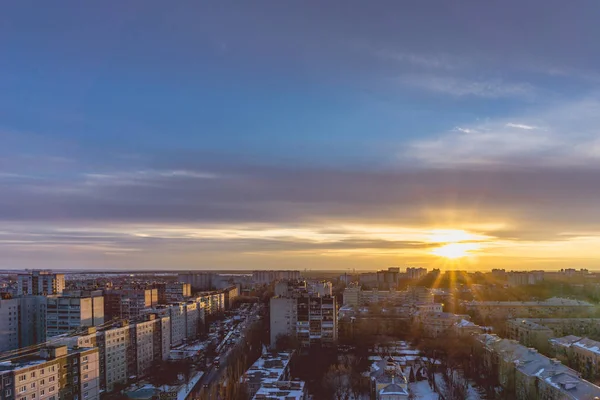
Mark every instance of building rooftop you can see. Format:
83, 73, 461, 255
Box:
243, 352, 293, 387
252, 381, 305, 400
466, 297, 593, 307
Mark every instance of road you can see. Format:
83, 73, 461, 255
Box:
187, 305, 262, 399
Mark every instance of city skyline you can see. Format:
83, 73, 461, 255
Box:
2, 2, 600, 270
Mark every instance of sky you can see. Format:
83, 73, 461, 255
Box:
2, 1, 600, 271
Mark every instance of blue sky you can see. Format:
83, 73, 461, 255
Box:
2, 1, 600, 270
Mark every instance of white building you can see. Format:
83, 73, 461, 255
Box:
184, 301, 199, 341
507, 270, 545, 286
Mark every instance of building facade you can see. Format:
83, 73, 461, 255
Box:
17, 271, 65, 296
46, 292, 105, 338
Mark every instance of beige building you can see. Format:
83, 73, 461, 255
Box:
46, 291, 105, 338
507, 319, 554, 350
474, 334, 600, 399
415, 312, 469, 338
507, 270, 544, 286
551, 336, 600, 382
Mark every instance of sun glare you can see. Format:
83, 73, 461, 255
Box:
432, 242, 479, 259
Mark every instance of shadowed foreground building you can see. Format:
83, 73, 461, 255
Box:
0, 345, 100, 400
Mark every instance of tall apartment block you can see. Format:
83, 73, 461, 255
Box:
155, 283, 191, 304
103, 288, 157, 321
46, 291, 105, 338
18, 296, 47, 348
0, 299, 19, 352
17, 271, 65, 296
0, 345, 100, 400
270, 295, 337, 348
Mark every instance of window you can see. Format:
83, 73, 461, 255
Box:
30, 372, 36, 378
41, 390, 45, 396
48, 377, 55, 383
49, 386, 55, 392
83, 374, 88, 379
19, 386, 26, 393
32, 394, 36, 399
18, 375, 26, 382
30, 383, 35, 389
5, 389, 12, 396
84, 392, 89, 398
83, 383, 88, 389
40, 369, 44, 375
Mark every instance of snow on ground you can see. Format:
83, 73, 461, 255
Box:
406, 368, 484, 399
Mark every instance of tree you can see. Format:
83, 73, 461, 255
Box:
322, 364, 352, 400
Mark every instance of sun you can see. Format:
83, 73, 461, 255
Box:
432, 242, 479, 259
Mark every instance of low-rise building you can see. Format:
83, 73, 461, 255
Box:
414, 312, 469, 338
240, 352, 294, 399
551, 336, 600, 381
463, 297, 594, 320
369, 357, 409, 399
252, 381, 307, 400
507, 319, 554, 350
474, 334, 600, 400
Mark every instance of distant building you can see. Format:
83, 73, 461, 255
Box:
415, 312, 470, 338
178, 272, 214, 291
507, 270, 544, 286
406, 267, 427, 280
17, 270, 65, 296
463, 297, 594, 320
0, 345, 100, 400
274, 280, 332, 298
342, 286, 362, 307
377, 268, 400, 287
46, 291, 105, 338
252, 270, 301, 285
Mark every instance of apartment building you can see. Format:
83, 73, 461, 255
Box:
514, 318, 600, 338
177, 272, 214, 291
506, 319, 554, 350
474, 334, 600, 400
406, 267, 427, 280
18, 296, 47, 348
274, 280, 332, 298
154, 304, 186, 346
507, 270, 544, 286
414, 312, 470, 338
463, 297, 594, 320
252, 271, 300, 285
155, 283, 191, 304
0, 299, 19, 353
103, 288, 157, 321
551, 336, 600, 381
270, 295, 337, 348
0, 345, 100, 400
17, 271, 64, 296
184, 302, 199, 341
46, 291, 105, 338
58, 314, 171, 393
223, 285, 239, 310
342, 285, 433, 307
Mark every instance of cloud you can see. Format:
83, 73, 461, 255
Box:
397, 74, 535, 98
505, 123, 539, 130
408, 98, 600, 167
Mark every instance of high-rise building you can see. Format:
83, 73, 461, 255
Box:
103, 288, 156, 321
155, 283, 191, 304
46, 291, 105, 338
18, 295, 47, 348
270, 295, 337, 348
0, 298, 19, 352
507, 270, 545, 286
17, 270, 65, 296
178, 272, 214, 291
0, 345, 100, 400
406, 267, 428, 280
